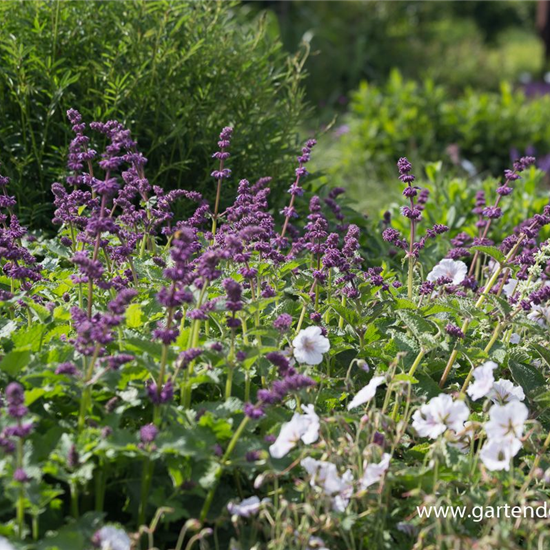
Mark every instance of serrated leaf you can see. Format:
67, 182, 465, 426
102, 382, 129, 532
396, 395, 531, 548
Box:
330, 302, 360, 326
125, 303, 143, 328
0, 348, 31, 376
470, 245, 505, 264
509, 361, 546, 399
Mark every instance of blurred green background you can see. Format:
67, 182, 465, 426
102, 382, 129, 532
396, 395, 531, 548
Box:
2, 0, 550, 228
251, 0, 550, 214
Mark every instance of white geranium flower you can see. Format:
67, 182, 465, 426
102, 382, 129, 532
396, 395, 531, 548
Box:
292, 326, 330, 365
360, 453, 391, 489
347, 376, 385, 410
0, 537, 15, 550
95, 526, 131, 550
527, 304, 550, 326
331, 469, 354, 512
300, 404, 321, 444
269, 406, 320, 458
301, 458, 353, 512
227, 495, 269, 517
509, 333, 521, 345
426, 259, 467, 285
489, 379, 525, 404
412, 394, 469, 439
466, 361, 497, 401
480, 437, 522, 471
502, 278, 518, 298
485, 401, 528, 441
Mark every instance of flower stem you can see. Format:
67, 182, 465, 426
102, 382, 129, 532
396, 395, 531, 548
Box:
78, 343, 101, 431
520, 429, 550, 494
199, 416, 250, 522
440, 235, 526, 387
16, 439, 25, 538
138, 457, 153, 527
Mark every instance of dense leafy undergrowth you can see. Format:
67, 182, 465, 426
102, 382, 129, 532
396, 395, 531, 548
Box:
2, 111, 550, 550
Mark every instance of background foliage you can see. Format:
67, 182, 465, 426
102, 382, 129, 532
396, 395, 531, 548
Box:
260, 0, 537, 108
314, 71, 550, 213
0, 0, 307, 228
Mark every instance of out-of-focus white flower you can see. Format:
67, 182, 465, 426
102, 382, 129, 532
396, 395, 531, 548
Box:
466, 361, 497, 401
331, 469, 354, 512
95, 526, 131, 550
426, 259, 467, 285
360, 453, 391, 489
502, 278, 518, 298
489, 379, 525, 404
509, 333, 521, 345
227, 496, 269, 518
485, 401, 528, 440
307, 535, 330, 550
347, 376, 385, 410
480, 437, 522, 471
292, 326, 330, 365
269, 405, 320, 458
527, 304, 550, 326
301, 458, 353, 512
412, 394, 469, 439
0, 537, 15, 550
300, 404, 320, 444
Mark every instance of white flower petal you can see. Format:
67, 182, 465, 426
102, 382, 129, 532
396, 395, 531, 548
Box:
0, 537, 15, 550
426, 259, 468, 285
269, 407, 320, 458
485, 401, 528, 441
467, 361, 497, 401
412, 394, 469, 439
292, 327, 330, 365
489, 379, 525, 404
480, 437, 522, 471
360, 453, 391, 489
347, 376, 385, 410
96, 526, 131, 550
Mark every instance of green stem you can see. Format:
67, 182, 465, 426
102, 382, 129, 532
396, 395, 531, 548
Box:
407, 256, 414, 300
70, 480, 79, 519
78, 344, 101, 430
520, 429, 550, 494
95, 460, 107, 512
199, 416, 250, 522
440, 237, 525, 387
16, 439, 25, 538
138, 457, 153, 527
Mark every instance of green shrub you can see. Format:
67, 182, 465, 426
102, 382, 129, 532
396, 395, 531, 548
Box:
267, 1, 537, 108
0, 0, 307, 228
318, 70, 550, 212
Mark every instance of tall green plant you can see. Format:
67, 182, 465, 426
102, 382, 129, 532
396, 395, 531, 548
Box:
0, 0, 308, 228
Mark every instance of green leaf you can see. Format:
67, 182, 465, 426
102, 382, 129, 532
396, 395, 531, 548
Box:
125, 303, 143, 328
12, 324, 46, 351
509, 361, 546, 399
532, 343, 550, 369
0, 348, 31, 376
470, 245, 506, 264
393, 373, 418, 384
27, 300, 51, 322
330, 302, 360, 326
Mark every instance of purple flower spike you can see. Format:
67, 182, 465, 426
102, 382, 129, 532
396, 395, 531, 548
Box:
140, 423, 159, 444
